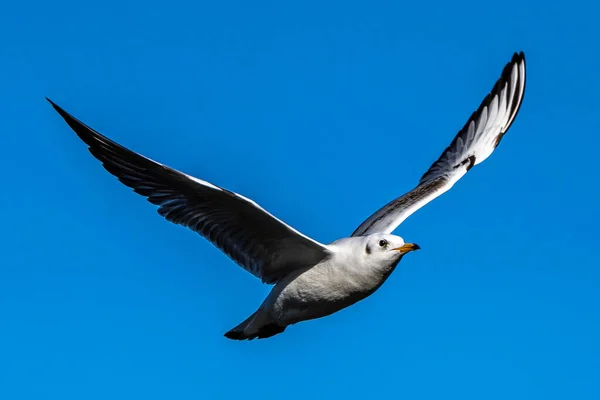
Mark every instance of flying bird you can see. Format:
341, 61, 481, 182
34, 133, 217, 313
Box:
48, 52, 526, 340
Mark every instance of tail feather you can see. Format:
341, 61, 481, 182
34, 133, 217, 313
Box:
224, 311, 286, 341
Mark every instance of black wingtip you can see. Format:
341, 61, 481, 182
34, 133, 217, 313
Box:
46, 98, 102, 142
46, 97, 70, 120
511, 51, 526, 67
46, 97, 60, 111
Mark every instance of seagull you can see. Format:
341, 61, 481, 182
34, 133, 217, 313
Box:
48, 52, 525, 340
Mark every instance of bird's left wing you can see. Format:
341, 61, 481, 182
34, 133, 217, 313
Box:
48, 99, 330, 284
352, 52, 526, 237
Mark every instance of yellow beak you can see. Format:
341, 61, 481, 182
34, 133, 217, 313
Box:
393, 243, 421, 253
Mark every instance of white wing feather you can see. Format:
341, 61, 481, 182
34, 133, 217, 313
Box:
352, 52, 526, 237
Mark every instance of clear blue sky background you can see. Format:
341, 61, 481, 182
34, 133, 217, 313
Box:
1, 1, 599, 399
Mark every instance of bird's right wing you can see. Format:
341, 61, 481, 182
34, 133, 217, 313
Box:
352, 52, 526, 237
48, 99, 330, 284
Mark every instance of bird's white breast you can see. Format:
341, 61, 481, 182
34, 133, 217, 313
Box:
266, 243, 399, 325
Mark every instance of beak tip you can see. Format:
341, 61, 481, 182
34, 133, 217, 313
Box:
413, 244, 421, 251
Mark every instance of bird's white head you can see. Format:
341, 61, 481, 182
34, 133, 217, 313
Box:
363, 234, 420, 263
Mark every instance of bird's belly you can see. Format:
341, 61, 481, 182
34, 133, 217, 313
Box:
269, 262, 382, 325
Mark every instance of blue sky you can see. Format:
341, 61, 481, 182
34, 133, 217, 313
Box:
1, 1, 599, 398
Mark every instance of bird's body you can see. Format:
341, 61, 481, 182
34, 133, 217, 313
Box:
228, 236, 411, 339
47, 52, 526, 340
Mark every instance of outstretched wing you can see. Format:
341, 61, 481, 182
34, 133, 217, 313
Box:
48, 99, 330, 284
352, 52, 526, 236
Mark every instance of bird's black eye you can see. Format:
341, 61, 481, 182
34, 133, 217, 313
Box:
379, 239, 388, 247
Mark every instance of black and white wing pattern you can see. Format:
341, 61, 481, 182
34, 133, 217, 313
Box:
352, 52, 526, 237
48, 99, 330, 284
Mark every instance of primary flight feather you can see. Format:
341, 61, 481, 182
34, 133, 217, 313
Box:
48, 52, 525, 340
